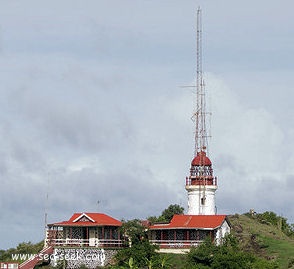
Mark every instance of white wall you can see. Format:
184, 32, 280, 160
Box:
187, 185, 217, 215
215, 220, 231, 245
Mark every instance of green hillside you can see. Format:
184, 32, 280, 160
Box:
228, 213, 294, 268
1, 211, 294, 268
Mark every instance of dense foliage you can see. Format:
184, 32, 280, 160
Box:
111, 234, 279, 269
186, 235, 279, 269
120, 219, 147, 245
113, 215, 176, 269
114, 218, 160, 268
114, 240, 160, 268
253, 211, 294, 237
0, 241, 44, 262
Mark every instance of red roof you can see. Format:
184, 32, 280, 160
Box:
149, 215, 227, 230
48, 212, 122, 227
191, 151, 212, 166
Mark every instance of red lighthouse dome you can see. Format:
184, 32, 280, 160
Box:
187, 150, 216, 186
191, 151, 212, 166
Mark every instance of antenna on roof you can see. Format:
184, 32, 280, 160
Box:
193, 6, 210, 157
44, 172, 50, 242
97, 200, 100, 212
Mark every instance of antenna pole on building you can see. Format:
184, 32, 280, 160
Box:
44, 172, 50, 245
194, 7, 209, 157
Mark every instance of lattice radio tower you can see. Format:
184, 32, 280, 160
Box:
193, 7, 209, 157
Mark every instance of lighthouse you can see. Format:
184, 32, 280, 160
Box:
185, 151, 217, 215
185, 7, 218, 215
150, 8, 231, 251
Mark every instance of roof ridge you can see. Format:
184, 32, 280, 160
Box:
184, 215, 192, 226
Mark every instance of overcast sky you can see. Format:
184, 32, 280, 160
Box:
1, 0, 294, 250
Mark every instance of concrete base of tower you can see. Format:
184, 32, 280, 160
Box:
185, 185, 217, 215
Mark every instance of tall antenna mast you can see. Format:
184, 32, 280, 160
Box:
186, 7, 217, 216
194, 7, 208, 156
44, 172, 50, 244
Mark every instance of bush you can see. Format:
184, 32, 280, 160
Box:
114, 240, 159, 268
186, 234, 278, 269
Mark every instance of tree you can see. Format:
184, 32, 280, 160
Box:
0, 241, 44, 263
186, 234, 278, 269
120, 219, 147, 246
255, 211, 294, 237
161, 204, 184, 222
114, 219, 163, 268
114, 240, 159, 268
148, 204, 184, 224
187, 237, 217, 267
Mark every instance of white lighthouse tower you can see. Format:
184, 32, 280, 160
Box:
185, 7, 218, 215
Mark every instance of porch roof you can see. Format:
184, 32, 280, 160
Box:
48, 212, 122, 227
149, 214, 228, 230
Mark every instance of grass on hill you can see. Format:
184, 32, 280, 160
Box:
2, 212, 294, 268
229, 213, 294, 268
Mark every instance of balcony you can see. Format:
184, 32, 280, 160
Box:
185, 176, 217, 186
46, 238, 123, 248
149, 239, 203, 249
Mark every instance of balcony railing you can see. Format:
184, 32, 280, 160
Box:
46, 238, 123, 248
149, 239, 203, 249
185, 176, 217, 186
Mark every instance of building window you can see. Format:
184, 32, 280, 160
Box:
201, 197, 206, 205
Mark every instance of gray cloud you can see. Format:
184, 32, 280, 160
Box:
1, 0, 294, 249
